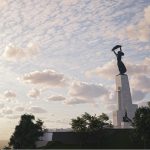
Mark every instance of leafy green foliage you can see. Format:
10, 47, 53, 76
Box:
132, 107, 150, 148
71, 112, 112, 132
9, 114, 44, 149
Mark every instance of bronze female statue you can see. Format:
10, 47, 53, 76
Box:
112, 45, 127, 75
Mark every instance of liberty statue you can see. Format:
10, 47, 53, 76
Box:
112, 45, 127, 74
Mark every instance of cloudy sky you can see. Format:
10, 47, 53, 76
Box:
0, 0, 150, 140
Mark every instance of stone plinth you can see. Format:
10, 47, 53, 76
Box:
121, 122, 132, 128
113, 74, 138, 128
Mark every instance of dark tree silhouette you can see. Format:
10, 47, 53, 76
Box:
132, 107, 150, 148
71, 112, 112, 132
9, 114, 44, 149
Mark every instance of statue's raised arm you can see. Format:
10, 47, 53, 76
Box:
112, 45, 127, 75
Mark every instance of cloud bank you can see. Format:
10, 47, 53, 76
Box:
48, 95, 66, 101
28, 106, 47, 113
65, 81, 109, 105
4, 90, 16, 99
2, 43, 39, 61
22, 69, 69, 88
126, 5, 150, 42
28, 89, 40, 98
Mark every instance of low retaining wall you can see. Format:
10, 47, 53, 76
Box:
37, 129, 145, 148
52, 129, 143, 148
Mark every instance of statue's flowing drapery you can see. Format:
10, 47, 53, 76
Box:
112, 45, 127, 75
117, 51, 127, 74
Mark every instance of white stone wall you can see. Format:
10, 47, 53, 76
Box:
36, 128, 72, 148
36, 132, 53, 148
41, 132, 53, 141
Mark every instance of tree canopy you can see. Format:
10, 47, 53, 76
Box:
9, 114, 44, 149
71, 112, 112, 132
132, 106, 150, 148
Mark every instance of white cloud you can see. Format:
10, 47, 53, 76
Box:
144, 5, 150, 25
64, 97, 92, 105
0, 0, 7, 7
0, 103, 4, 108
22, 69, 69, 88
0, 113, 3, 118
60, 0, 79, 6
127, 62, 150, 76
4, 90, 16, 99
86, 60, 117, 80
69, 81, 108, 99
2, 43, 39, 61
48, 95, 65, 101
132, 89, 147, 102
28, 89, 40, 98
6, 114, 20, 119
15, 106, 25, 112
104, 104, 117, 113
28, 106, 47, 113
131, 75, 150, 92
143, 57, 150, 65
86, 58, 150, 80
2, 108, 13, 115
64, 81, 109, 105
45, 119, 69, 125
126, 5, 150, 42
136, 100, 150, 107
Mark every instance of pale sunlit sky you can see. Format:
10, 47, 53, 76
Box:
0, 0, 150, 140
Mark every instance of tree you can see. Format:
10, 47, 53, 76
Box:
132, 107, 150, 148
9, 114, 44, 149
71, 112, 112, 132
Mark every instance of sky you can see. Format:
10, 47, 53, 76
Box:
0, 0, 150, 140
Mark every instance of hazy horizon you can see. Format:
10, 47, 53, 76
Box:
0, 140, 8, 148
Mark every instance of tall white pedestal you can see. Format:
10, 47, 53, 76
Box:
113, 74, 138, 128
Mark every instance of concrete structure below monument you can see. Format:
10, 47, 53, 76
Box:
36, 129, 144, 148
113, 74, 138, 128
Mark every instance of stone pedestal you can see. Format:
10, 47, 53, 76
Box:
113, 74, 138, 128
121, 122, 132, 128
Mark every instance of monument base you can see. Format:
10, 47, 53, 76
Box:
113, 74, 138, 128
121, 122, 132, 128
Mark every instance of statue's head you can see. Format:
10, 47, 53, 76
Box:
118, 51, 124, 56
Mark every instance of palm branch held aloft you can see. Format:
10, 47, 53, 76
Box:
112, 45, 127, 75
